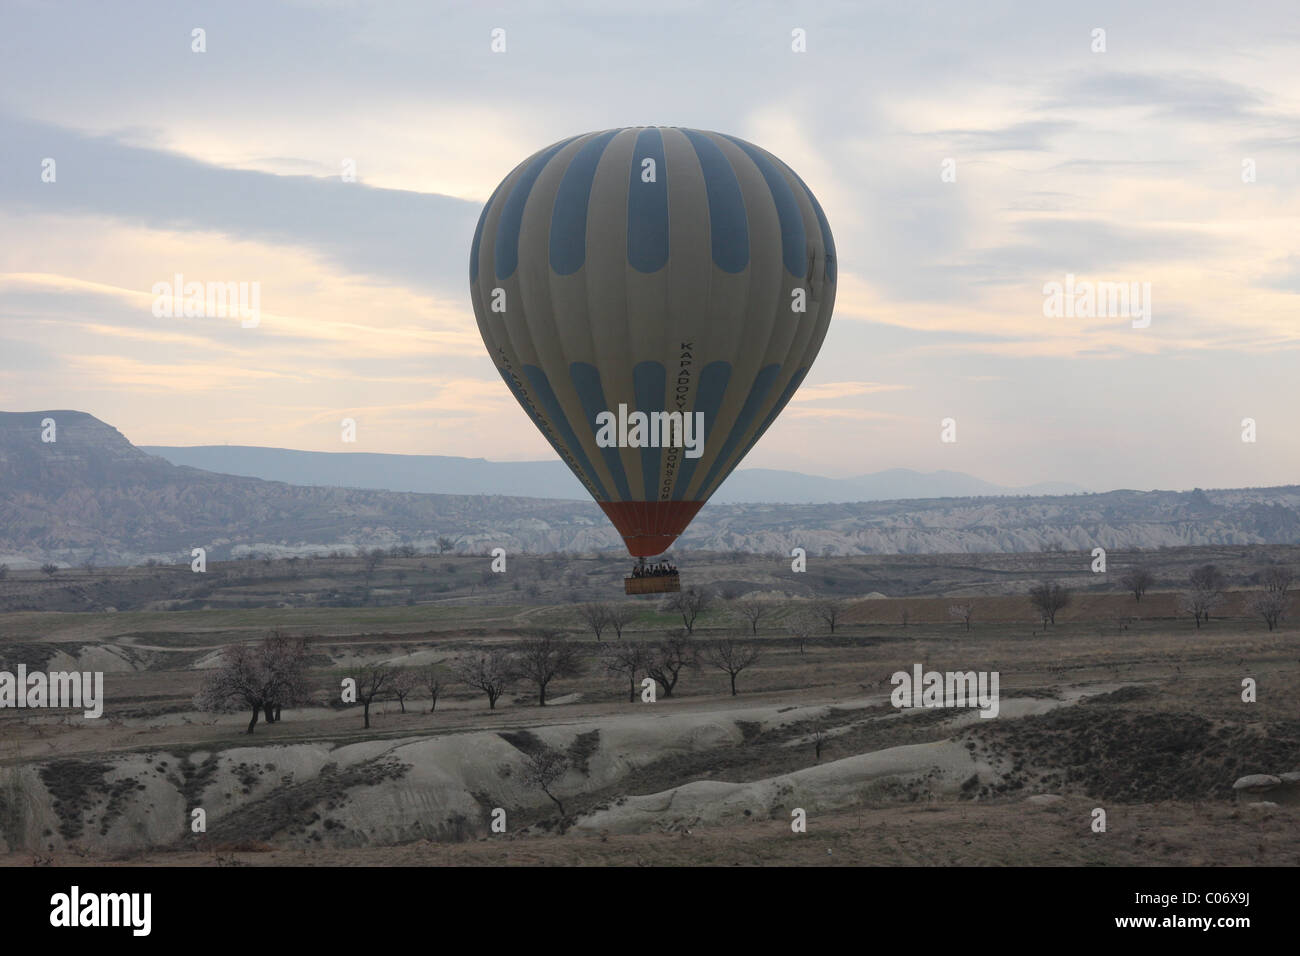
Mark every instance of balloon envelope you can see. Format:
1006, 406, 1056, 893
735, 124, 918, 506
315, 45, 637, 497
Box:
469, 127, 837, 556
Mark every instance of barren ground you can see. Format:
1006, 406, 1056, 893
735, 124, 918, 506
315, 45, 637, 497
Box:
1, 548, 1296, 866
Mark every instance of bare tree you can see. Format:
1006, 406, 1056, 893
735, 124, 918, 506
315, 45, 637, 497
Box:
948, 602, 974, 631
1178, 586, 1223, 629
421, 663, 450, 712
606, 603, 637, 639
732, 597, 769, 635
646, 633, 697, 698
1028, 580, 1071, 626
785, 609, 816, 654
195, 632, 311, 734
521, 744, 570, 824
1119, 566, 1155, 603
1261, 565, 1294, 595
349, 663, 393, 729
811, 723, 829, 762
1189, 565, 1226, 620
454, 649, 516, 710
258, 631, 311, 722
1180, 565, 1225, 627
197, 644, 273, 735
812, 598, 845, 634
1189, 564, 1226, 590
436, 536, 456, 554
702, 639, 761, 696
665, 587, 712, 635
1245, 590, 1288, 631
40, 563, 58, 577
390, 668, 419, 713
602, 641, 649, 702
515, 630, 582, 706
576, 602, 612, 640
362, 548, 384, 581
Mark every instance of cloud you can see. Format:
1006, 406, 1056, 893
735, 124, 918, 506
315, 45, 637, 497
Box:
1049, 71, 1271, 121
782, 408, 898, 421
2, 0, 1298, 489
1259, 255, 1300, 293
924, 120, 1076, 152
0, 115, 481, 297
790, 381, 910, 402
979, 218, 1225, 274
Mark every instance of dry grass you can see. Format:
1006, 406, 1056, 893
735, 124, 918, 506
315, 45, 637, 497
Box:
1, 545, 1296, 865
7, 801, 1296, 867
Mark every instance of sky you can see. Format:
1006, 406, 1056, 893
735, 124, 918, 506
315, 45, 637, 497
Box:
1, 0, 1297, 492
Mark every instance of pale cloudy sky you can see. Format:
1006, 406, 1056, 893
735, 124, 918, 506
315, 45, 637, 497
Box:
1, 0, 1297, 491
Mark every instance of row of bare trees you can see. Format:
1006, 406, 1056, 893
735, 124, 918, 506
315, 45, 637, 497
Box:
346, 662, 450, 728
574, 591, 848, 640
454, 631, 763, 705
1052, 562, 1291, 630
197, 632, 454, 734
199, 562, 1295, 734
1177, 563, 1291, 630
600, 635, 762, 699
575, 602, 638, 640
1031, 564, 1292, 630
343, 636, 580, 720
597, 567, 1293, 638
196, 628, 769, 735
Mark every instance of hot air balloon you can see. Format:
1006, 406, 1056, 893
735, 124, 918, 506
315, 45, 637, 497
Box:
469, 127, 836, 592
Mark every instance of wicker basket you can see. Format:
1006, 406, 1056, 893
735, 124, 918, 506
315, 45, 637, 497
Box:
624, 574, 681, 595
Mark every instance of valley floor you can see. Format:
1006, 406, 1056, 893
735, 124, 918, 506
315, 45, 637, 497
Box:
6, 800, 1296, 867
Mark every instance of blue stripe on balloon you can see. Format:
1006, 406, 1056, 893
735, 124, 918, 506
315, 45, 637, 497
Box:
670, 360, 732, 500
523, 363, 609, 501
681, 130, 749, 274
697, 363, 781, 494
633, 361, 667, 497
569, 361, 632, 499
498, 367, 547, 433
550, 130, 621, 276
497, 365, 609, 500
791, 171, 836, 283
721, 136, 806, 277
627, 128, 669, 273
470, 178, 507, 284
720, 368, 807, 497
494, 136, 579, 281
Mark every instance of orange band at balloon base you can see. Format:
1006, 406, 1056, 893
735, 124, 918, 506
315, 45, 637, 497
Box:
598, 500, 706, 557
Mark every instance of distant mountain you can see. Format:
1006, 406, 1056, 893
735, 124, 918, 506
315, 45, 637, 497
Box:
711, 467, 1084, 503
141, 445, 593, 500
3, 411, 1299, 567
141, 445, 1085, 503
0, 410, 610, 567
